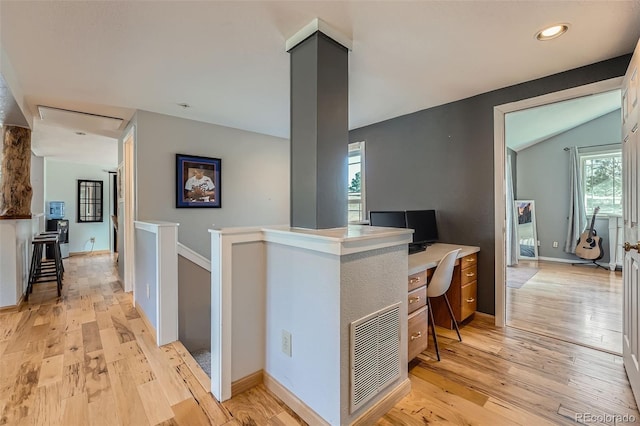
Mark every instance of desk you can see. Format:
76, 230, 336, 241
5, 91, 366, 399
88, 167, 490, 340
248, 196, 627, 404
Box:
407, 243, 480, 360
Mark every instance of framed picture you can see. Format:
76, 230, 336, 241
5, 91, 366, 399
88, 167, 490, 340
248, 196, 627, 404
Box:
515, 199, 538, 260
116, 162, 124, 203
176, 154, 221, 208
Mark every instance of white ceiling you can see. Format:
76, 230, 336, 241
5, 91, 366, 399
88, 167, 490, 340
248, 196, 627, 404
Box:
505, 90, 622, 152
1, 1, 639, 168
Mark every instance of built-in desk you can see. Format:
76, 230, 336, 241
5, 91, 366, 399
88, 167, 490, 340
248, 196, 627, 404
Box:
407, 243, 480, 360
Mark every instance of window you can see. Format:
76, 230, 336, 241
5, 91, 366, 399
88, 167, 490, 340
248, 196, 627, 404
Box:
348, 141, 366, 223
581, 150, 622, 215
77, 179, 104, 223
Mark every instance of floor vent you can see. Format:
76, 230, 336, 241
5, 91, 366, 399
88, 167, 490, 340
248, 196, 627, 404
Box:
350, 302, 401, 413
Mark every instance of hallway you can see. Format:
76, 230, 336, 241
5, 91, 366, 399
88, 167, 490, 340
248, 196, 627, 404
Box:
0, 254, 301, 425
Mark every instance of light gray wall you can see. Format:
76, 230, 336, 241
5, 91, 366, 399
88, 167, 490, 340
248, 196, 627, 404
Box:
349, 54, 631, 315
231, 241, 265, 382
515, 110, 621, 262
30, 153, 44, 215
44, 159, 110, 253
178, 255, 210, 352
134, 227, 157, 328
135, 110, 289, 258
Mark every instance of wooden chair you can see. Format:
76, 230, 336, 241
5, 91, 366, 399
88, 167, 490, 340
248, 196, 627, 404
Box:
427, 248, 462, 361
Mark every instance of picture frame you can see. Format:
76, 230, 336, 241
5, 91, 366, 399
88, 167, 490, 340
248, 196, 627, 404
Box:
176, 154, 221, 208
116, 162, 124, 203
515, 199, 538, 260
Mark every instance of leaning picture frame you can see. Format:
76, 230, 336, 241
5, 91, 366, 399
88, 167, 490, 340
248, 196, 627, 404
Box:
176, 154, 221, 208
116, 162, 124, 203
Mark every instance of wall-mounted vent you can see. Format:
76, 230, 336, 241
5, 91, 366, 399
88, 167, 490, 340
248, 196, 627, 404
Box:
350, 302, 401, 413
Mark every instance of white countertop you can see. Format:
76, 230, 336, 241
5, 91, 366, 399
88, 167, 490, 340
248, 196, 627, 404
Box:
408, 243, 480, 275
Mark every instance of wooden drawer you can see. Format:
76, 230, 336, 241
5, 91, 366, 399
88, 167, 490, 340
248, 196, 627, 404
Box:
408, 306, 428, 361
461, 253, 477, 269
408, 270, 427, 292
408, 286, 427, 314
461, 265, 477, 286
461, 281, 477, 321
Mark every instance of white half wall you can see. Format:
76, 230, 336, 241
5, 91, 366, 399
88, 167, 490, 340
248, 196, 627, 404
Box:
44, 159, 110, 253
135, 110, 289, 258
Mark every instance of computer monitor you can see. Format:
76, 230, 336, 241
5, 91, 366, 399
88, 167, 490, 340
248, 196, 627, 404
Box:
405, 210, 438, 246
369, 211, 407, 228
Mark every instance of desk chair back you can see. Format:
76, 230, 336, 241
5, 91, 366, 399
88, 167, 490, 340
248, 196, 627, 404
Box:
428, 249, 461, 298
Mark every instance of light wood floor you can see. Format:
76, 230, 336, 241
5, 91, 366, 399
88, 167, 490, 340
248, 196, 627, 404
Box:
1, 254, 637, 425
507, 261, 622, 354
0, 254, 303, 426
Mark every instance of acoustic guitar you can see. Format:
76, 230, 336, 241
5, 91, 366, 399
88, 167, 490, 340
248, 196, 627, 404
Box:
575, 206, 604, 260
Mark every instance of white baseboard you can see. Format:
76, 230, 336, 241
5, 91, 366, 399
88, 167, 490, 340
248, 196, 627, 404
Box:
538, 256, 588, 264
264, 372, 330, 426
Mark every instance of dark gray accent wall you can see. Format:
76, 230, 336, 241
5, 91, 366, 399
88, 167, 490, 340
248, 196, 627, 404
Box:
290, 32, 348, 229
349, 54, 631, 315
516, 110, 621, 262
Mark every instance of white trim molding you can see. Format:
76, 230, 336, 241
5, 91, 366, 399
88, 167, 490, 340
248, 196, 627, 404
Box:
285, 17, 353, 52
493, 77, 623, 329
177, 242, 211, 272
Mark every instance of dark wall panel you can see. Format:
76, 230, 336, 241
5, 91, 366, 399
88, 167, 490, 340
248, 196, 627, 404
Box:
349, 54, 631, 315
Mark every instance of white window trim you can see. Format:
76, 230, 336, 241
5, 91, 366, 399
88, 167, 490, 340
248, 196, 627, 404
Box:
348, 141, 366, 224
580, 147, 622, 217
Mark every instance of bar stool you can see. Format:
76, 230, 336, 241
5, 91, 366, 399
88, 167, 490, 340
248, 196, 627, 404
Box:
26, 234, 63, 300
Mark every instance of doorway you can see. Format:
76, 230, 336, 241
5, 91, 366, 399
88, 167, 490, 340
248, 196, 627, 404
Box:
494, 78, 624, 354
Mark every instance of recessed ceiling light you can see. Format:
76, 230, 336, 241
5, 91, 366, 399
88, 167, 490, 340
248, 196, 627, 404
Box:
75, 131, 86, 136
536, 24, 569, 41
177, 103, 191, 109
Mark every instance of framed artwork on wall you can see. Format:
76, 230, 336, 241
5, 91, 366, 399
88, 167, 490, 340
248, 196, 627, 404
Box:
176, 154, 221, 208
116, 162, 124, 203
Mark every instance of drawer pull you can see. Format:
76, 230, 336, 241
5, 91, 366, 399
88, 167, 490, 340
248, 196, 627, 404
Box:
409, 296, 421, 304
466, 298, 475, 303
465, 258, 474, 262
410, 332, 423, 341
465, 272, 475, 277
409, 277, 421, 285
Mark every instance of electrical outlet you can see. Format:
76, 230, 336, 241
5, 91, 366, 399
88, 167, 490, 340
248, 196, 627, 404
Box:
146, 283, 150, 299
281, 330, 292, 357
90, 237, 95, 243
553, 241, 559, 248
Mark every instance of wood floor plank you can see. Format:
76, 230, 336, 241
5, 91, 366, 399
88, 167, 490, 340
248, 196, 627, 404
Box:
88, 389, 121, 426
30, 382, 62, 426
137, 380, 174, 425
107, 358, 150, 425
60, 362, 85, 399
63, 329, 84, 366
62, 391, 90, 425
171, 398, 211, 426
82, 321, 103, 353
83, 351, 110, 404
174, 363, 231, 424
100, 327, 126, 364
37, 354, 64, 388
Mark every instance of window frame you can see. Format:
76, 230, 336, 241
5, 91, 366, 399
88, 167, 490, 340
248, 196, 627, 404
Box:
348, 141, 366, 224
580, 148, 622, 217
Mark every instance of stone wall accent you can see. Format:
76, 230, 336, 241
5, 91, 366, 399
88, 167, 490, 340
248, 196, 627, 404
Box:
0, 125, 32, 218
